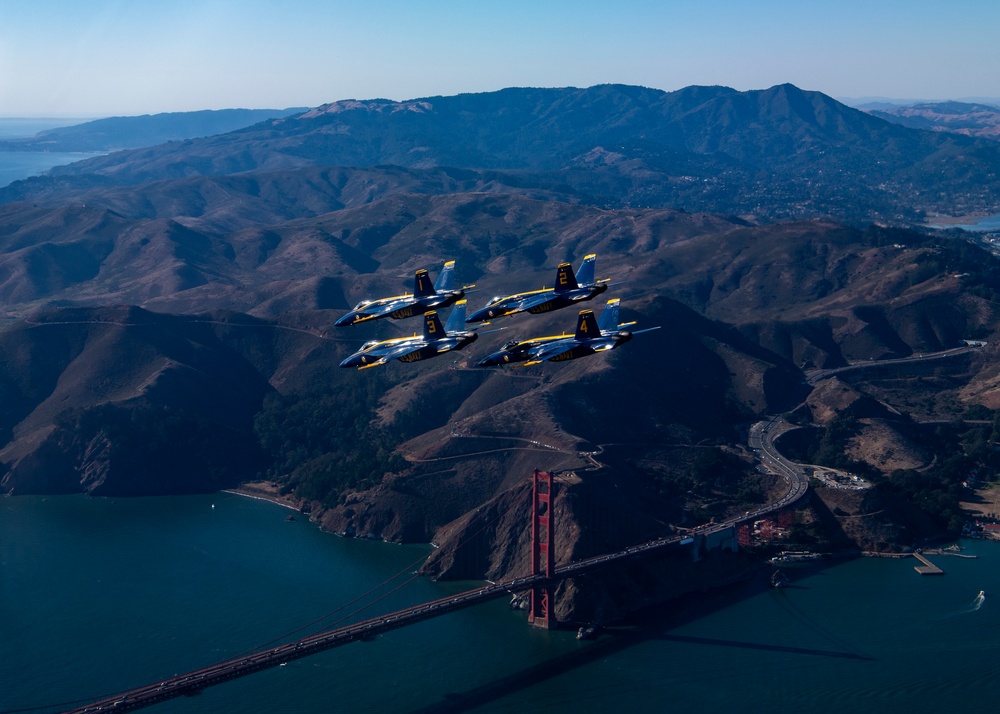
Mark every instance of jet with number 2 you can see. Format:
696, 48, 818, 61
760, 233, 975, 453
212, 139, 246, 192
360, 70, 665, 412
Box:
335, 261, 467, 327
339, 301, 478, 370
476, 298, 658, 367
465, 254, 610, 323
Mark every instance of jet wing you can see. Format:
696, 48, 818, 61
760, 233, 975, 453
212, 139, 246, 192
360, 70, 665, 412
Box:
360, 299, 411, 319
380, 343, 426, 361
355, 342, 424, 369
522, 337, 616, 365
338, 301, 405, 326
526, 339, 580, 362
511, 292, 557, 313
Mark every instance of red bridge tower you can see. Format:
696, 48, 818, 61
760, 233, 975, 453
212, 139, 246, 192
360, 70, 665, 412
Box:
528, 469, 556, 629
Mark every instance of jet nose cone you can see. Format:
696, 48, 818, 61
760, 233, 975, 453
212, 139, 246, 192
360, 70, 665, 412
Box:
334, 313, 356, 327
469, 305, 503, 323
339, 354, 362, 368
476, 352, 508, 367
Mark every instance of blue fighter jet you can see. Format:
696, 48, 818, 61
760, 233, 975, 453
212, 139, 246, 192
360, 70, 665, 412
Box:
340, 301, 478, 370
476, 298, 657, 367
335, 261, 466, 327
465, 254, 610, 323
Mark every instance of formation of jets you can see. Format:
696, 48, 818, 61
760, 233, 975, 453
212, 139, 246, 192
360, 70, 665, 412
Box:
336, 256, 657, 370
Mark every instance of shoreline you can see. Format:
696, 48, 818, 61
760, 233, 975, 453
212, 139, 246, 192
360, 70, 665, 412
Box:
924, 212, 1000, 230
924, 213, 989, 225
223, 482, 305, 512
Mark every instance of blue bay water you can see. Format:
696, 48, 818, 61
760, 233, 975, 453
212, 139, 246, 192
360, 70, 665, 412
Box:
960, 214, 1000, 231
928, 214, 1000, 231
2, 494, 999, 713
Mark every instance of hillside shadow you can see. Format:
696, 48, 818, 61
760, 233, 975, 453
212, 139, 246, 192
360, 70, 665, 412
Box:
806, 490, 856, 547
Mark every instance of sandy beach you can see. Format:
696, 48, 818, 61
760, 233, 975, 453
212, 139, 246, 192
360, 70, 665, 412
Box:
223, 481, 306, 512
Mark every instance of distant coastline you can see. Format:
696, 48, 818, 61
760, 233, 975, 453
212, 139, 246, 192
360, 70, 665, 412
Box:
0, 117, 91, 140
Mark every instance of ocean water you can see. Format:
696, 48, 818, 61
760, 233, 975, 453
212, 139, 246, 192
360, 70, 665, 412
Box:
0, 118, 88, 140
2, 493, 998, 713
0, 118, 103, 188
0, 151, 102, 188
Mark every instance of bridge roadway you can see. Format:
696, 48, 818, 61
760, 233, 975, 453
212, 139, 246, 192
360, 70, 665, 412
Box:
68, 439, 811, 713
66, 538, 718, 713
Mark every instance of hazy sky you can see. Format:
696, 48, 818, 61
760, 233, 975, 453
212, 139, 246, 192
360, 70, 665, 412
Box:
1, 0, 998, 117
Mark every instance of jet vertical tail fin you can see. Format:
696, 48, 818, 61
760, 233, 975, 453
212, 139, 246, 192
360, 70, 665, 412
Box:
444, 300, 467, 333
597, 298, 621, 332
434, 260, 456, 292
554, 262, 580, 293
575, 254, 597, 287
575, 309, 600, 339
423, 310, 445, 339
414, 269, 435, 298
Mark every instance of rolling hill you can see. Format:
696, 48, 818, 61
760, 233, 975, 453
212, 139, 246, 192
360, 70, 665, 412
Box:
3, 83, 1000, 570
865, 101, 1000, 140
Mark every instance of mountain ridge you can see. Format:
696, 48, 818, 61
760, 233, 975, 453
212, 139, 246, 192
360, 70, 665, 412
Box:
0, 107, 309, 153
6, 83, 997, 222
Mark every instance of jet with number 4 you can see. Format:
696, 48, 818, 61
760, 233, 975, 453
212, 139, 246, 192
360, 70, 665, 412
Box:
476, 298, 657, 367
335, 261, 468, 327
465, 254, 611, 323
340, 301, 478, 370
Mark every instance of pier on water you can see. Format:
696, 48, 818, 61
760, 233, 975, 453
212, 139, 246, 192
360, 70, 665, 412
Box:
913, 552, 944, 575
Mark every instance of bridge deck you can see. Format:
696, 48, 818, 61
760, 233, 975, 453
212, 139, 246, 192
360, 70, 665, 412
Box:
66, 446, 811, 713
64, 533, 706, 713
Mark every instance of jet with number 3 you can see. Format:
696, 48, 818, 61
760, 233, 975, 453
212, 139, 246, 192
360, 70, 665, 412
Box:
340, 301, 478, 370
335, 261, 468, 327
476, 298, 658, 367
465, 254, 611, 323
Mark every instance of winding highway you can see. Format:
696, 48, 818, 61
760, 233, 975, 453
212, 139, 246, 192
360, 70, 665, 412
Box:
804, 345, 975, 386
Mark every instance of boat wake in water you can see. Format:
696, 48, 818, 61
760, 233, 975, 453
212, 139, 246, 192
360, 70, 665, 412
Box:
943, 590, 986, 619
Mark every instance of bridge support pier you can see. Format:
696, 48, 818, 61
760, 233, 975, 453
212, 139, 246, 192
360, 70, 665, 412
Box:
528, 469, 556, 629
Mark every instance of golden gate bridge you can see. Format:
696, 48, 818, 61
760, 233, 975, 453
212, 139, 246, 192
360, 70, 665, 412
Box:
61, 464, 807, 713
